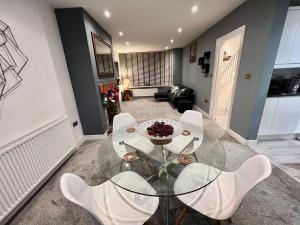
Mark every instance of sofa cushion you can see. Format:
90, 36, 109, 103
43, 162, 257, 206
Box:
185, 88, 192, 96
168, 92, 175, 101
171, 86, 180, 94
177, 88, 187, 96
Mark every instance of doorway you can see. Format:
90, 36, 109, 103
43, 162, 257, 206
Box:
210, 25, 246, 130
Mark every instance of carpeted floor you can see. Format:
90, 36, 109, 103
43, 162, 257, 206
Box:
8, 98, 300, 225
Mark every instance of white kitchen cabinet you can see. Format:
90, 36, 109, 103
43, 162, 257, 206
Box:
258, 96, 300, 136
289, 10, 300, 64
275, 7, 300, 68
271, 97, 300, 134
258, 98, 278, 135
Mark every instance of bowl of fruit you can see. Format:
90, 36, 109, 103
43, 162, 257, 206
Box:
137, 119, 183, 145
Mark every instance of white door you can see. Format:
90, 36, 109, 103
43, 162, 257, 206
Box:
209, 25, 246, 130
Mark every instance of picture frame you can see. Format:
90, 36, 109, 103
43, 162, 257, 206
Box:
91, 33, 114, 77
198, 57, 204, 66
190, 42, 197, 63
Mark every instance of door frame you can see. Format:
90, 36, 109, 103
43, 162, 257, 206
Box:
209, 25, 246, 130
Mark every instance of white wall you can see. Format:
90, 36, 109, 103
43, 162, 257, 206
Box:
0, 0, 83, 146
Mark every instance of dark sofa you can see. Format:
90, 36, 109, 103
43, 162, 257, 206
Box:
154, 85, 195, 108
153, 86, 171, 101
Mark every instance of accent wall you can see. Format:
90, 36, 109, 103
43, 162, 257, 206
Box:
181, 0, 289, 140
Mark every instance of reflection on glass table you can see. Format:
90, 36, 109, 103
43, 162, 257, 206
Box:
97, 130, 226, 197
97, 119, 226, 225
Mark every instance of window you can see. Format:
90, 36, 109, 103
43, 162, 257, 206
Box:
119, 50, 173, 87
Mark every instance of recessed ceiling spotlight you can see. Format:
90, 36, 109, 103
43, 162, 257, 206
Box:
177, 28, 182, 33
165, 46, 169, 50
119, 31, 123, 36
126, 41, 130, 45
104, 10, 111, 18
170, 39, 174, 43
191, 5, 198, 14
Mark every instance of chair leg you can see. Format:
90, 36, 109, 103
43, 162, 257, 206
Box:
119, 160, 124, 171
174, 206, 187, 225
193, 152, 199, 162
227, 218, 232, 223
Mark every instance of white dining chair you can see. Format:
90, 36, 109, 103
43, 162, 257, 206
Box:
60, 171, 159, 225
165, 110, 203, 155
174, 155, 272, 224
112, 113, 138, 158
112, 113, 154, 159
180, 110, 203, 130
113, 113, 137, 132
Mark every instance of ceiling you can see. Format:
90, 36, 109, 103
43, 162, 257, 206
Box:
46, 0, 246, 53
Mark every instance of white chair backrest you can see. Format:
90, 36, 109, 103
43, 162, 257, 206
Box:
236, 155, 272, 197
61, 172, 159, 225
180, 110, 203, 129
113, 113, 137, 132
60, 173, 90, 208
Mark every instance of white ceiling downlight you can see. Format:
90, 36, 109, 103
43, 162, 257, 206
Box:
191, 5, 198, 14
104, 10, 111, 18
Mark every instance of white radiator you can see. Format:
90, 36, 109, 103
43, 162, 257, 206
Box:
131, 88, 158, 97
0, 117, 75, 223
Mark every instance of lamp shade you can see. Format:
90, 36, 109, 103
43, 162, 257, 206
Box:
123, 78, 130, 89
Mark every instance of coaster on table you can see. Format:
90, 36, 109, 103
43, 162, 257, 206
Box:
123, 152, 138, 162
177, 154, 192, 165
182, 130, 191, 136
127, 127, 136, 133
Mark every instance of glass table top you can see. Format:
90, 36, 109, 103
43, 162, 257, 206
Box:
97, 119, 226, 197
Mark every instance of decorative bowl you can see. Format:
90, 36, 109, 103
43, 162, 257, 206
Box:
137, 119, 183, 145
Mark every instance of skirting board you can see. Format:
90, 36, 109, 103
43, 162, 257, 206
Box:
193, 105, 210, 118
192, 105, 256, 146
227, 128, 257, 146
257, 134, 297, 141
77, 135, 107, 147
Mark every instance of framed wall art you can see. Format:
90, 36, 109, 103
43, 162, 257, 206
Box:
190, 41, 197, 63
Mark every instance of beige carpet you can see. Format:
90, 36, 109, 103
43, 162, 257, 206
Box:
8, 98, 300, 225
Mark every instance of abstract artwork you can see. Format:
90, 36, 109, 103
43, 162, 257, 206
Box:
0, 20, 28, 101
190, 41, 197, 63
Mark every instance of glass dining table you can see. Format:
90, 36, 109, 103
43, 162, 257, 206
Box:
97, 119, 226, 225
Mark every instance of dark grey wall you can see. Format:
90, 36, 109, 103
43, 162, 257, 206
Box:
82, 10, 116, 84
182, 0, 289, 139
56, 8, 114, 135
290, 0, 300, 6
172, 48, 183, 85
